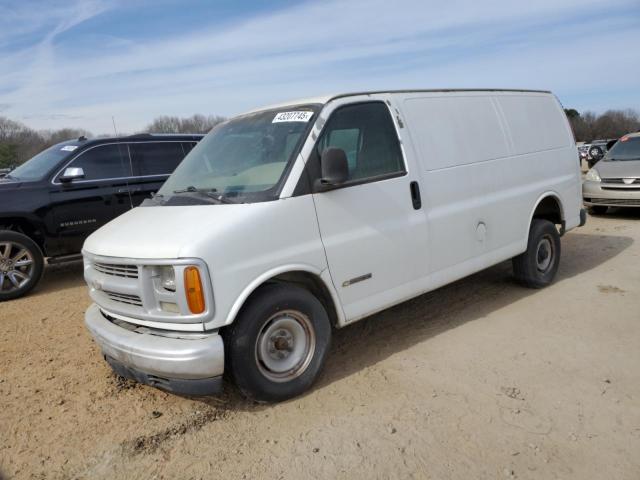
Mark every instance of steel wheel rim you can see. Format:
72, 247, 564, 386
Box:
0, 241, 34, 293
255, 310, 316, 383
535, 235, 554, 273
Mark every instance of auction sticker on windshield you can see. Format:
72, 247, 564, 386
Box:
272, 111, 313, 123
61, 145, 78, 151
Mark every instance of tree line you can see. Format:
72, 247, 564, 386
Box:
564, 109, 640, 142
1, 109, 639, 170
0, 114, 226, 169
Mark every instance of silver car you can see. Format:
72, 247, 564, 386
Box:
583, 132, 640, 214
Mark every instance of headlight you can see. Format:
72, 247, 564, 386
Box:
159, 266, 176, 291
585, 168, 601, 182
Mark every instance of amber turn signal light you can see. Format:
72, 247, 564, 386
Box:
184, 266, 205, 314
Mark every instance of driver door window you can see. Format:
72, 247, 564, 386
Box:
63, 144, 132, 181
318, 102, 405, 183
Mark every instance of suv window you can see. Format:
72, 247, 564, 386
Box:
66, 144, 132, 181
318, 102, 404, 182
182, 141, 197, 155
129, 142, 185, 176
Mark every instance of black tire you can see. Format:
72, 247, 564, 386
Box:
588, 145, 604, 163
588, 206, 608, 215
224, 283, 332, 402
512, 219, 561, 289
0, 230, 45, 301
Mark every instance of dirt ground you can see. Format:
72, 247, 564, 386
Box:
1, 210, 639, 480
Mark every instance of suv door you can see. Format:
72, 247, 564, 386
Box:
48, 143, 133, 255
128, 141, 189, 205
310, 100, 429, 321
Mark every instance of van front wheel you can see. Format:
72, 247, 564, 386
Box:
225, 283, 331, 402
512, 219, 561, 289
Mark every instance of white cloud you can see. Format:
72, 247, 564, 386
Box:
0, 0, 638, 133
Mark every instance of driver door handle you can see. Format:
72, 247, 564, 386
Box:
410, 181, 421, 210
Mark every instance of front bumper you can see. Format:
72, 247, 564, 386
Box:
583, 180, 640, 207
85, 303, 224, 395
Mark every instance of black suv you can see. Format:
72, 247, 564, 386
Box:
0, 133, 203, 300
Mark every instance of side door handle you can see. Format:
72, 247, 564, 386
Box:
409, 181, 422, 210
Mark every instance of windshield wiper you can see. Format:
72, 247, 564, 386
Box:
203, 191, 239, 204
172, 186, 217, 194
172, 186, 239, 204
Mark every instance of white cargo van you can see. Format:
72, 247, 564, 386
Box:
83, 89, 586, 401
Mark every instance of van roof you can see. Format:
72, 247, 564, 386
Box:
248, 88, 553, 114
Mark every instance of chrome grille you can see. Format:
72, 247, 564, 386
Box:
602, 178, 640, 184
590, 198, 640, 206
94, 262, 139, 279
105, 291, 143, 307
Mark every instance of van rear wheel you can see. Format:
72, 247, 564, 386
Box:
512, 219, 561, 289
0, 230, 45, 301
225, 283, 331, 402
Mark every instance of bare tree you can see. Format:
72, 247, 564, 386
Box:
41, 128, 92, 145
0, 116, 93, 169
145, 114, 226, 134
566, 109, 640, 142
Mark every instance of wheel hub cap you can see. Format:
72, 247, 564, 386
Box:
535, 236, 553, 272
255, 310, 316, 383
0, 241, 34, 292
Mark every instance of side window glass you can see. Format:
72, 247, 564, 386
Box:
129, 142, 185, 176
326, 128, 360, 171
182, 141, 197, 155
318, 102, 404, 182
67, 144, 131, 181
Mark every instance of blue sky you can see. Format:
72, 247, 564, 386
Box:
0, 0, 639, 134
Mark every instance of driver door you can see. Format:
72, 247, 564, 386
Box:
48, 143, 133, 255
310, 99, 429, 322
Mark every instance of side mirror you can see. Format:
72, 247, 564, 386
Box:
59, 167, 85, 183
315, 147, 349, 191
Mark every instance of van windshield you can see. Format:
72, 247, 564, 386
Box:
158, 107, 317, 203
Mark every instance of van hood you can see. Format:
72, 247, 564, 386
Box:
83, 204, 267, 260
596, 159, 640, 178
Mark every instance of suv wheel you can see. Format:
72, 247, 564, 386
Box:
0, 231, 45, 301
512, 219, 561, 289
225, 283, 331, 402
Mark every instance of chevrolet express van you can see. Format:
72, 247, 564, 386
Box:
83, 89, 586, 402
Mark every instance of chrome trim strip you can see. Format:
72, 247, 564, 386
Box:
342, 273, 372, 287
99, 307, 206, 332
